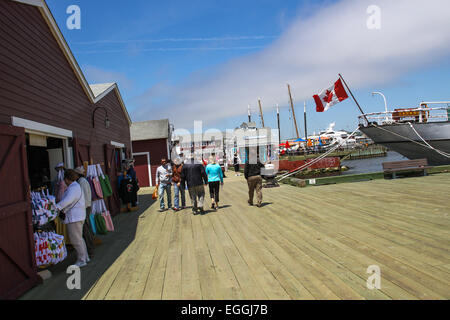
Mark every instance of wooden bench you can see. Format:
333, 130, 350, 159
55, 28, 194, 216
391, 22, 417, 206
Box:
382, 158, 432, 179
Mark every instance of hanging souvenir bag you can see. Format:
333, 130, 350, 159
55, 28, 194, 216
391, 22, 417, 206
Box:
97, 164, 113, 198
100, 200, 114, 232
89, 209, 98, 235
92, 165, 104, 199
93, 201, 108, 235
55, 170, 67, 202
87, 166, 100, 201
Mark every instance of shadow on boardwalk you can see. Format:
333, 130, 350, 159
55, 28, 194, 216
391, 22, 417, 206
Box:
20, 192, 156, 300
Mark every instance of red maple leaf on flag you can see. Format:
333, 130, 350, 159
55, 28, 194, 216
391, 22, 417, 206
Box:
323, 90, 334, 104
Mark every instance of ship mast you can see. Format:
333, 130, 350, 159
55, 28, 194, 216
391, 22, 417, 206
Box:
287, 84, 300, 139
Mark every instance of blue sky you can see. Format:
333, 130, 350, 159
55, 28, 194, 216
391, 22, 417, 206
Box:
47, 0, 450, 140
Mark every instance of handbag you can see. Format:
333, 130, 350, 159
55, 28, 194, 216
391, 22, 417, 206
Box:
55, 170, 67, 202
152, 185, 158, 200
87, 166, 100, 201
100, 200, 114, 232
92, 200, 108, 235
97, 164, 113, 198
92, 165, 104, 199
89, 210, 97, 235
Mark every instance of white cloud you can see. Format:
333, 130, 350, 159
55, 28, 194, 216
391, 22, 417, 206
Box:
83, 65, 134, 91
132, 0, 450, 128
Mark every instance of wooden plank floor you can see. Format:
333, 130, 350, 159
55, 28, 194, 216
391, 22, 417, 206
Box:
81, 172, 450, 300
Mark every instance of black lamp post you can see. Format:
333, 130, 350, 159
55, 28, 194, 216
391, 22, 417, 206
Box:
92, 106, 110, 129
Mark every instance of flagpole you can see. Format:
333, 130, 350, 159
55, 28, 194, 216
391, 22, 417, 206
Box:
338, 73, 369, 124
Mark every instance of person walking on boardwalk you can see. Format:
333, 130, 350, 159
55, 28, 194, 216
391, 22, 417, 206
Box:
172, 157, 186, 211
156, 158, 173, 212
244, 155, 265, 208
233, 152, 241, 176
206, 156, 224, 210
181, 156, 208, 215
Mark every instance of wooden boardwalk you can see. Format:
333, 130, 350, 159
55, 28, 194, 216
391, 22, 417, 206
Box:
81, 173, 450, 300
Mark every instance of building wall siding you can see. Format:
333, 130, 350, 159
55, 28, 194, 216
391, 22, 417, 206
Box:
132, 139, 168, 186
0, 1, 131, 165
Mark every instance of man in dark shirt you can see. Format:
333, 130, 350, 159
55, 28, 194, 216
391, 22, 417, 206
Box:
181, 157, 209, 215
244, 156, 265, 207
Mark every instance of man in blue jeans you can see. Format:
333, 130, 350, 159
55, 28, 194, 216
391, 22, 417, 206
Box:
156, 158, 172, 212
172, 157, 186, 211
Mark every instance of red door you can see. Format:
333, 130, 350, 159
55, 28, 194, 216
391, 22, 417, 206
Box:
104, 144, 120, 216
73, 138, 91, 167
134, 154, 150, 187
0, 125, 41, 299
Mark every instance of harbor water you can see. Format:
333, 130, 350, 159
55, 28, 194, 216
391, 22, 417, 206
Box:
341, 151, 409, 175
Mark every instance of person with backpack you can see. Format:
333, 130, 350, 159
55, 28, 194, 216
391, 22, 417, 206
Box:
172, 157, 186, 211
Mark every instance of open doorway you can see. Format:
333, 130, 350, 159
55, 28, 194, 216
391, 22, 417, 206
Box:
26, 134, 67, 192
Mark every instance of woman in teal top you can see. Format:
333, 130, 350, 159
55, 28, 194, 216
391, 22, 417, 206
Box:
205, 156, 224, 210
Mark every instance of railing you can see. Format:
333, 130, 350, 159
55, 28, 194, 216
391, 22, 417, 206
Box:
358, 105, 450, 126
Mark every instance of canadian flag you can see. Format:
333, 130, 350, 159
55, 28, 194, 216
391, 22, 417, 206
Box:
313, 78, 349, 112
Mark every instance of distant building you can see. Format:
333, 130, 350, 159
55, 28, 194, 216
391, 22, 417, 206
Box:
131, 119, 172, 187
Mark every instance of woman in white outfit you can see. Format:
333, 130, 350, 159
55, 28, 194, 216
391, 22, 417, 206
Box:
56, 169, 89, 267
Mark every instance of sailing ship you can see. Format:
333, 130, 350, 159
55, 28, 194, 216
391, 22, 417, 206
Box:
358, 101, 450, 165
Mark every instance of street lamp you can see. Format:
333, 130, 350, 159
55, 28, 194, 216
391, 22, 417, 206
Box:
92, 106, 110, 129
371, 92, 389, 123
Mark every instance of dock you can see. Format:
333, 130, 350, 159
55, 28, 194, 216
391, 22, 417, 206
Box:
22, 173, 450, 300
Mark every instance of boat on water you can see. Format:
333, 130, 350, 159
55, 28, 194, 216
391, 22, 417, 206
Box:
317, 122, 357, 148
358, 101, 450, 165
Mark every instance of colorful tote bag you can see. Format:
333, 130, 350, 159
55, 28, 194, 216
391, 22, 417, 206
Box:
97, 164, 113, 198
92, 200, 108, 235
91, 165, 104, 199
100, 200, 114, 232
87, 166, 100, 201
89, 210, 97, 235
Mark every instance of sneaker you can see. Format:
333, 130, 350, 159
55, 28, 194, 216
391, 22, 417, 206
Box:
248, 200, 253, 206
74, 261, 87, 268
158, 208, 166, 212
172, 207, 179, 211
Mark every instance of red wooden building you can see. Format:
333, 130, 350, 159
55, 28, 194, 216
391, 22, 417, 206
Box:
0, 0, 132, 299
131, 119, 172, 187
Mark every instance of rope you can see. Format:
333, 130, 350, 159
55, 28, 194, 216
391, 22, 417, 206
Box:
277, 126, 360, 182
407, 122, 450, 158
372, 123, 450, 159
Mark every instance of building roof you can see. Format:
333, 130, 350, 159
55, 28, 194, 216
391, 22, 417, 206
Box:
131, 119, 170, 141
89, 83, 116, 98
10, 0, 132, 126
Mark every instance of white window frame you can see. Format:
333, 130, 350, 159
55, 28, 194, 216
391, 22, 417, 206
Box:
132, 152, 152, 187
12, 116, 74, 169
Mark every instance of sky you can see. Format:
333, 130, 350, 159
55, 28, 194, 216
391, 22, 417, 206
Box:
47, 0, 450, 140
